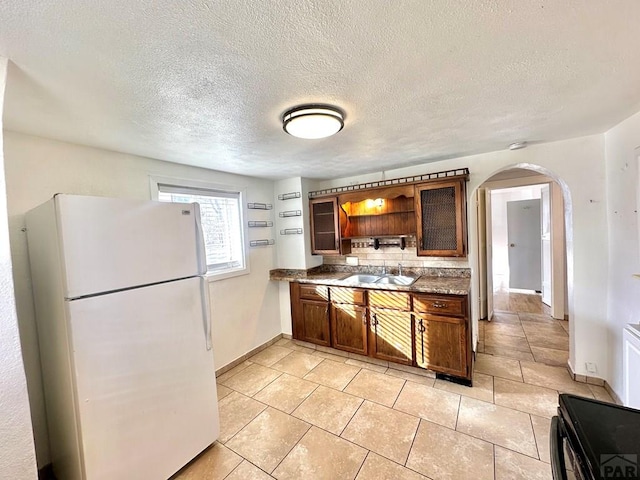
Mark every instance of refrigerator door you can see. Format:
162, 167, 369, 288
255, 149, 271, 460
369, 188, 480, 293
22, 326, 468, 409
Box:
67, 277, 218, 480
55, 195, 206, 299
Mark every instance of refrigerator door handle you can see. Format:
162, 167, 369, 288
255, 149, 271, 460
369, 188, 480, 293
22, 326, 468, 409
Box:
200, 277, 212, 351
193, 203, 208, 275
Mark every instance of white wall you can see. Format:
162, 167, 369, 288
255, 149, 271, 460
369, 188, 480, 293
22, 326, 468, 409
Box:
274, 177, 322, 335
604, 110, 640, 402
490, 185, 543, 287
0, 60, 38, 479
314, 134, 609, 385
3, 131, 281, 467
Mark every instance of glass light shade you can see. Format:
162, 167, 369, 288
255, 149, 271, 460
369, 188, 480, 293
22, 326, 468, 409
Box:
283, 105, 344, 139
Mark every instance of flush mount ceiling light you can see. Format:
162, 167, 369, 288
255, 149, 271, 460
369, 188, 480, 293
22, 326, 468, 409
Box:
282, 105, 344, 139
509, 141, 528, 150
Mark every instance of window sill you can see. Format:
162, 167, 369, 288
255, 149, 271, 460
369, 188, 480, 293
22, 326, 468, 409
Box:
205, 267, 250, 282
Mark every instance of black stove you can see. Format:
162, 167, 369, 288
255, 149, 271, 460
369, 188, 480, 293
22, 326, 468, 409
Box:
551, 393, 640, 480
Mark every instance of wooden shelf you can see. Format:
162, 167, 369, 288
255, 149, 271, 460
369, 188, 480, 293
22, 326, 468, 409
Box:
343, 234, 412, 240
347, 210, 415, 218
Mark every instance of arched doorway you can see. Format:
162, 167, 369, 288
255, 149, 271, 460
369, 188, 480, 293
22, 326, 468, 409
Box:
471, 163, 574, 367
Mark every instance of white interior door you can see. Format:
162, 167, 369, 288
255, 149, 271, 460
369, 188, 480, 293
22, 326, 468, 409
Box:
68, 277, 218, 480
476, 188, 488, 320
550, 183, 566, 319
541, 185, 551, 305
485, 189, 494, 320
507, 199, 542, 291
56, 195, 206, 298
475, 188, 494, 320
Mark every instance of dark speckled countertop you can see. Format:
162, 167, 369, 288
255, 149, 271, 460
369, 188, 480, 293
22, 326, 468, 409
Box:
270, 266, 470, 296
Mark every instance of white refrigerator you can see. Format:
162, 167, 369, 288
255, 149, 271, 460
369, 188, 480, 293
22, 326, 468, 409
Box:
26, 194, 219, 480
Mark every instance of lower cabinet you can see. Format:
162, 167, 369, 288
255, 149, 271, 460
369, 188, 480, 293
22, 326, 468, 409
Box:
290, 283, 330, 347
414, 314, 467, 377
290, 282, 472, 383
329, 287, 368, 355
298, 300, 330, 347
413, 293, 471, 382
369, 308, 413, 365
330, 303, 368, 355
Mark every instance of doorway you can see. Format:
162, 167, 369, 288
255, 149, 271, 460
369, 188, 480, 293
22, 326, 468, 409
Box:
490, 185, 550, 315
476, 169, 569, 366
476, 169, 567, 320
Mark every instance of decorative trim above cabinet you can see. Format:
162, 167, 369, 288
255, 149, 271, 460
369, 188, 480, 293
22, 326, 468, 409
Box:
308, 168, 469, 199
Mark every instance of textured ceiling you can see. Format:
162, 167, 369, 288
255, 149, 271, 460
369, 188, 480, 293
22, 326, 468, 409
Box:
1, 1, 640, 180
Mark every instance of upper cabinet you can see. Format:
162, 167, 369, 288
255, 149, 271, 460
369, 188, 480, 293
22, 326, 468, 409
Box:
339, 185, 415, 239
309, 197, 351, 255
415, 178, 467, 257
309, 169, 469, 257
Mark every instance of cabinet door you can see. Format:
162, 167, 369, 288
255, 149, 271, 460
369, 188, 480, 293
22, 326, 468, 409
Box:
330, 304, 368, 355
369, 308, 413, 365
298, 299, 331, 346
415, 179, 466, 257
415, 314, 467, 377
291, 283, 330, 347
309, 197, 350, 255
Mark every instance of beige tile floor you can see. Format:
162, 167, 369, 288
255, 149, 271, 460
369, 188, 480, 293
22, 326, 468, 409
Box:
172, 328, 614, 480
171, 289, 610, 480
481, 291, 570, 366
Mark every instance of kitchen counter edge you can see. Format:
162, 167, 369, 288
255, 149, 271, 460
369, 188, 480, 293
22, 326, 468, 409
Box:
269, 269, 470, 296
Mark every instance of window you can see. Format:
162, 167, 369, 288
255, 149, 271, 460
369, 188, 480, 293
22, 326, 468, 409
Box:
151, 177, 249, 279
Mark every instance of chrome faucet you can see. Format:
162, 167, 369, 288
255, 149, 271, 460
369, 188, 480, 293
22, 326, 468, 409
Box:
398, 263, 403, 276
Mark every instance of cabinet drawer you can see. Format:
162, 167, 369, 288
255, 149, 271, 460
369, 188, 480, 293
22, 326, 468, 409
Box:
368, 290, 411, 311
413, 294, 465, 316
299, 284, 329, 302
329, 287, 366, 305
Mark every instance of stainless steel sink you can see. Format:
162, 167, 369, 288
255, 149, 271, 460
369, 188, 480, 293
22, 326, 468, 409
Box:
341, 274, 381, 284
374, 275, 418, 286
341, 273, 418, 286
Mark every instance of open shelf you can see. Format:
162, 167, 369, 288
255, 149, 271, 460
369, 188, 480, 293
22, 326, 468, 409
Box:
347, 210, 415, 218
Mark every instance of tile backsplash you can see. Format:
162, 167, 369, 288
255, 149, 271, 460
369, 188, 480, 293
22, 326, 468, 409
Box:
322, 235, 469, 269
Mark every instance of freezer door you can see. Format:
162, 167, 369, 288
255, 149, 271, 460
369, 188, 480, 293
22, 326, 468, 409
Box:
55, 195, 206, 299
67, 277, 218, 480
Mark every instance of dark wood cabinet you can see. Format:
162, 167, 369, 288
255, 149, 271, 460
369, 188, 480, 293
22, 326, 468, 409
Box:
309, 197, 351, 255
413, 293, 471, 382
290, 283, 330, 346
309, 176, 468, 258
329, 287, 368, 355
338, 185, 416, 239
414, 314, 467, 376
369, 308, 413, 365
329, 287, 414, 365
289, 282, 472, 384
415, 179, 467, 257
330, 304, 368, 355
329, 287, 369, 355
367, 290, 412, 365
